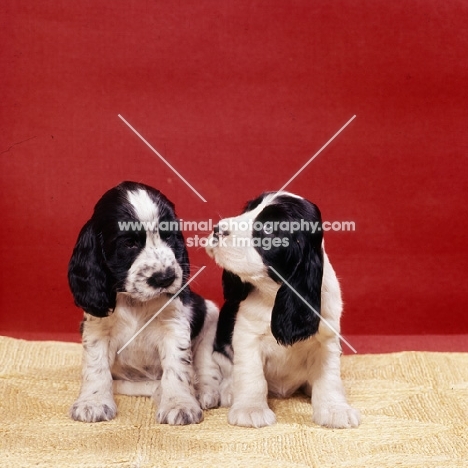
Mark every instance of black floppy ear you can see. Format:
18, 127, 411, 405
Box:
68, 220, 116, 317
270, 241, 323, 346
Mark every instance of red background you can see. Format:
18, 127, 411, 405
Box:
1, 1, 467, 340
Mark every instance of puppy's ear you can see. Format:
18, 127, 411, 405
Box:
270, 239, 323, 346
68, 220, 116, 317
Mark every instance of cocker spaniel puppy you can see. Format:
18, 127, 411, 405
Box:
206, 191, 361, 428
68, 181, 220, 425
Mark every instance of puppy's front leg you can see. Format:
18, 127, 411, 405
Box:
309, 254, 361, 428
192, 304, 222, 410
70, 324, 117, 422
309, 334, 361, 428
228, 332, 276, 428
156, 318, 203, 425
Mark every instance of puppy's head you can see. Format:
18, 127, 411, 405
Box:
68, 181, 189, 316
206, 191, 323, 345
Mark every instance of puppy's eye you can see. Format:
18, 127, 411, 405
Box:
261, 223, 275, 235
123, 238, 139, 249
159, 229, 175, 242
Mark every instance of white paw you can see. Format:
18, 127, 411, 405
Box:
197, 385, 220, 409
228, 405, 276, 428
313, 404, 361, 428
157, 397, 203, 425
70, 395, 117, 422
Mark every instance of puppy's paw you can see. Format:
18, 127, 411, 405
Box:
313, 404, 361, 428
157, 397, 203, 425
70, 395, 117, 422
228, 405, 276, 428
197, 385, 220, 410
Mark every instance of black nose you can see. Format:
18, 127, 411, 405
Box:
213, 224, 230, 239
147, 268, 176, 289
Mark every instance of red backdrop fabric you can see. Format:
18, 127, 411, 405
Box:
1, 0, 467, 336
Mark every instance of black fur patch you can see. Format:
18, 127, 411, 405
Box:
187, 291, 207, 340
214, 270, 254, 359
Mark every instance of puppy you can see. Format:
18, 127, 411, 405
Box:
206, 191, 361, 428
68, 181, 220, 424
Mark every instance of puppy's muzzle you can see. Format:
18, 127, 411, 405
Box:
147, 268, 176, 289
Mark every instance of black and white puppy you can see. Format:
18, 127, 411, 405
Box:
206, 191, 361, 429
68, 181, 220, 425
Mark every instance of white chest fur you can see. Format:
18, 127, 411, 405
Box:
82, 294, 185, 381
232, 288, 319, 398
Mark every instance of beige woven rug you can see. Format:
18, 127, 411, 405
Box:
1, 336, 467, 467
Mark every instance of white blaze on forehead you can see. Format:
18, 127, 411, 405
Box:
274, 191, 303, 200
127, 189, 159, 222
242, 192, 277, 220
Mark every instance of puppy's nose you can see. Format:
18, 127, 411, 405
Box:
147, 268, 176, 289
213, 224, 230, 239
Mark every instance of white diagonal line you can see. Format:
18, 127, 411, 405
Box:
268, 266, 357, 353
117, 266, 206, 354
278, 115, 356, 193
118, 114, 207, 203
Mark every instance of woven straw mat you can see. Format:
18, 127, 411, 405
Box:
0, 336, 467, 467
